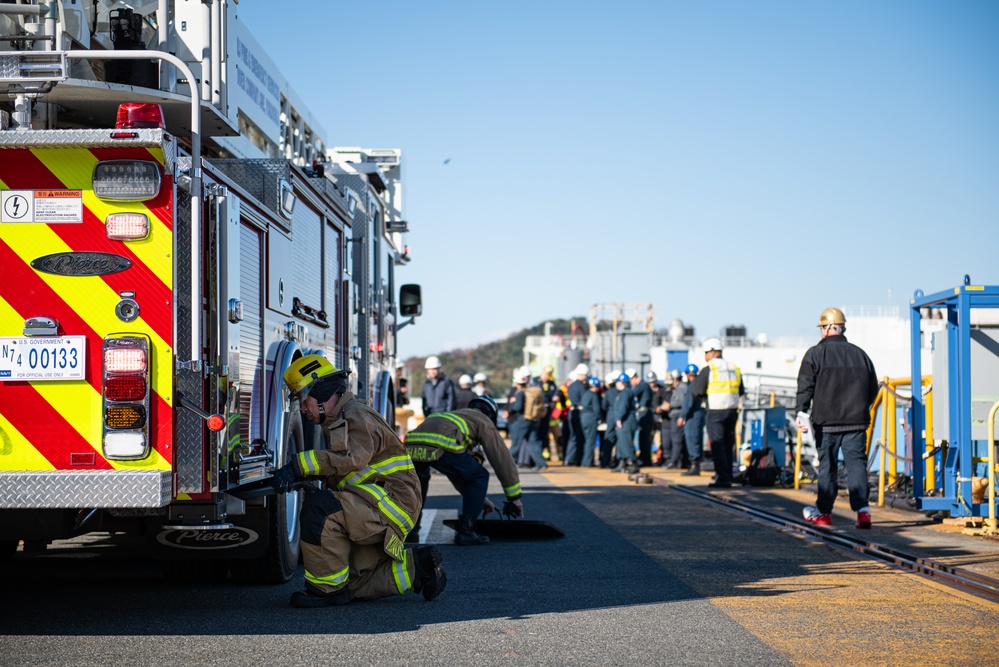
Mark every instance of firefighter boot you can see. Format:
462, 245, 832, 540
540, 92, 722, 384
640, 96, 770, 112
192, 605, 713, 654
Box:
454, 515, 490, 546
412, 545, 447, 601
290, 585, 352, 608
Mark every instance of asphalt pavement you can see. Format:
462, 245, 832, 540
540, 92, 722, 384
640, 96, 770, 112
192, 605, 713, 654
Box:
1, 465, 995, 666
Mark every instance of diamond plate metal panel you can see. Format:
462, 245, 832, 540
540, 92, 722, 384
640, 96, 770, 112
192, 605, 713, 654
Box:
174, 188, 205, 494
0, 129, 174, 176
206, 159, 288, 218
0, 128, 166, 148
0, 470, 170, 509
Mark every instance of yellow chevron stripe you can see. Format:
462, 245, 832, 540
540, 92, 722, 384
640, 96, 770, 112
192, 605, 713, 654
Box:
0, 294, 168, 471
0, 403, 57, 471
2, 224, 171, 402
30, 147, 173, 288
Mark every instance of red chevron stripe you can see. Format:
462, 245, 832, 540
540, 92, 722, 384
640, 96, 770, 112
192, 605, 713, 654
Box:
0, 149, 173, 345
0, 383, 113, 471
0, 238, 103, 391
0, 240, 173, 465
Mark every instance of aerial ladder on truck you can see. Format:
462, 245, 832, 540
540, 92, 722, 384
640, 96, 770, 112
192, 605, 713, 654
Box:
0, 0, 420, 582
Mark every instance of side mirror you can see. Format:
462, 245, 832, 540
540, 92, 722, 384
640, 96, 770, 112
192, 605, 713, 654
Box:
400, 284, 422, 317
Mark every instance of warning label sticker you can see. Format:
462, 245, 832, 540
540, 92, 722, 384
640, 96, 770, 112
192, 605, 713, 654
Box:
33, 190, 83, 223
1, 190, 82, 223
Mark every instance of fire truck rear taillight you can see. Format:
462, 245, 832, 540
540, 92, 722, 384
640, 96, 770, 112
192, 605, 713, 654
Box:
102, 335, 151, 460
105, 212, 149, 240
104, 376, 146, 401
104, 347, 146, 374
104, 432, 146, 459
105, 404, 146, 429
93, 160, 161, 201
115, 102, 166, 129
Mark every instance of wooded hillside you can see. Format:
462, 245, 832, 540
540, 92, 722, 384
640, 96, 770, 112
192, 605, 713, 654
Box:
401, 317, 586, 396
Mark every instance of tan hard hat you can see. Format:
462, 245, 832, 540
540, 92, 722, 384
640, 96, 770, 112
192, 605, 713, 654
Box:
818, 307, 846, 327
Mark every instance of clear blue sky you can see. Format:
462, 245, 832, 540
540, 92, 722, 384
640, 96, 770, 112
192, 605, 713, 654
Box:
241, 1, 999, 358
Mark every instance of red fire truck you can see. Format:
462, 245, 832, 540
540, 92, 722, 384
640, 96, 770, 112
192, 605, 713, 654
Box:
0, 2, 419, 581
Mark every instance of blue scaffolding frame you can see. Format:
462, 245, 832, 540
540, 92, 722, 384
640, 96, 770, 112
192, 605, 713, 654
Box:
910, 276, 999, 516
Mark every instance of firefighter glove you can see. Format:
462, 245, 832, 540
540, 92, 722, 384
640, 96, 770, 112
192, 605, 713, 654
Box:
272, 463, 298, 493
503, 499, 524, 519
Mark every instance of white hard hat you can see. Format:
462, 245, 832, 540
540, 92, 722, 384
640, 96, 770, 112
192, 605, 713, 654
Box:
605, 371, 618, 385
425, 356, 442, 370
458, 374, 473, 386
473, 372, 487, 383
575, 363, 589, 376
514, 367, 530, 384
703, 337, 723, 353
625, 368, 637, 378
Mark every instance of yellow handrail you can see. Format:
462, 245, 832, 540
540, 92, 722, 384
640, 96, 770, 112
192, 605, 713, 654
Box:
986, 400, 999, 533
925, 388, 934, 493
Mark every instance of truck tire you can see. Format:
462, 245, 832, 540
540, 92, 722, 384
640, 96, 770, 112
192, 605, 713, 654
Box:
230, 410, 304, 584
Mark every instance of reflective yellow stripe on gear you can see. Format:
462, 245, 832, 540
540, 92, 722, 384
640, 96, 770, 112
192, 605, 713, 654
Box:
708, 365, 742, 394
503, 482, 522, 498
433, 412, 469, 437
406, 431, 465, 452
305, 565, 349, 588
298, 450, 321, 475
393, 550, 413, 594
352, 483, 415, 534
338, 455, 415, 489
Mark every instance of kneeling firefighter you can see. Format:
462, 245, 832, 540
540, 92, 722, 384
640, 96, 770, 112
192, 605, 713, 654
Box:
405, 395, 524, 545
273, 355, 446, 607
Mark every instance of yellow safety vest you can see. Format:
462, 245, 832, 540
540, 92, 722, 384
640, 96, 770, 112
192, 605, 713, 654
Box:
706, 358, 741, 410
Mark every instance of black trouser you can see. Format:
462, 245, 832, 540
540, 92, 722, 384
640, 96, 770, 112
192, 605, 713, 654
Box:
636, 410, 654, 466
706, 409, 738, 484
659, 418, 671, 463
600, 427, 616, 467
669, 414, 688, 466
815, 427, 870, 514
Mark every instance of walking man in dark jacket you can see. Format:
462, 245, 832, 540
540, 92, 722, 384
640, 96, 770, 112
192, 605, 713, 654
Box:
422, 356, 455, 417
796, 308, 879, 529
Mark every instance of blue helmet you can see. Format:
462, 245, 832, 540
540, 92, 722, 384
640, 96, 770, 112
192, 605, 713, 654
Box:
684, 363, 699, 375
588, 376, 601, 387
617, 372, 630, 384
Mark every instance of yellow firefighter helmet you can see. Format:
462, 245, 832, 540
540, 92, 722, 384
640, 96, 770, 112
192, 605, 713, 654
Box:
818, 307, 846, 327
283, 354, 341, 396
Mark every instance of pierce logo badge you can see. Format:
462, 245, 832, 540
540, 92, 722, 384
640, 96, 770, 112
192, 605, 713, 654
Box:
156, 527, 259, 550
31, 252, 132, 276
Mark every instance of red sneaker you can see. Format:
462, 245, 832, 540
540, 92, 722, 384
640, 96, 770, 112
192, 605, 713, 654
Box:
856, 510, 872, 529
803, 507, 832, 525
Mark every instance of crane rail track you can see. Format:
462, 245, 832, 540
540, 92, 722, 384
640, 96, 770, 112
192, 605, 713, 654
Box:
663, 481, 999, 604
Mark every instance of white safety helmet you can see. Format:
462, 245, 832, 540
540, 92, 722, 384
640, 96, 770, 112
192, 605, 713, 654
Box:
702, 338, 723, 353
575, 363, 590, 377
473, 372, 487, 383
458, 374, 473, 387
625, 368, 638, 379
425, 356, 442, 370
514, 367, 531, 385
605, 371, 618, 385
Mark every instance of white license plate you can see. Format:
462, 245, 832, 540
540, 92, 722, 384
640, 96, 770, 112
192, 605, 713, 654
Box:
0, 336, 87, 381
